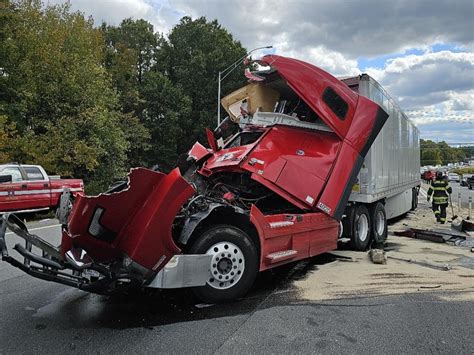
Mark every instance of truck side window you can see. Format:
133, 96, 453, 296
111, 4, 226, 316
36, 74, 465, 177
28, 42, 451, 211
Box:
24, 167, 44, 180
1, 167, 23, 182
322, 87, 348, 120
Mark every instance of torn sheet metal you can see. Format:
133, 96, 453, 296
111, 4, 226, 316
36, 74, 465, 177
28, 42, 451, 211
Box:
394, 228, 467, 245
451, 219, 474, 233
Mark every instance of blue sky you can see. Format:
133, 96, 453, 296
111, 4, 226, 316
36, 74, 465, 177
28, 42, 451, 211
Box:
358, 43, 466, 71
52, 0, 474, 144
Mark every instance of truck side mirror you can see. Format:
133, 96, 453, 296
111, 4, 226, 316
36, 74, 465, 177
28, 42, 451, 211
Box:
0, 175, 12, 183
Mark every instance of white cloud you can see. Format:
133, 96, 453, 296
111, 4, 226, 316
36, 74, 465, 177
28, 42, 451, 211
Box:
268, 42, 360, 76
364, 50, 474, 142
47, 0, 180, 33
45, 0, 474, 142
169, 0, 474, 57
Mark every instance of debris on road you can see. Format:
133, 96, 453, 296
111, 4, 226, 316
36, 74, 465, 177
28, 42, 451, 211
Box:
419, 285, 441, 289
451, 219, 474, 233
387, 255, 452, 271
194, 303, 215, 309
394, 228, 466, 245
294, 197, 474, 302
368, 249, 387, 264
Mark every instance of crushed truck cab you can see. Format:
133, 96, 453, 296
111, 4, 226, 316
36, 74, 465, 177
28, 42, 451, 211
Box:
0, 55, 388, 303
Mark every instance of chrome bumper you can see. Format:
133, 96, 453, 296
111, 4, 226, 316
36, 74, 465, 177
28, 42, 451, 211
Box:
147, 254, 212, 289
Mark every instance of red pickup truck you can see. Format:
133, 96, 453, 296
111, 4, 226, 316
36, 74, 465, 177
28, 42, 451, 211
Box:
0, 164, 83, 213
421, 170, 436, 182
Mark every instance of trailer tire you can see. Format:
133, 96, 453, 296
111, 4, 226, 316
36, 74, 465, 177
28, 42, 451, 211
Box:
349, 205, 371, 251
370, 202, 387, 245
410, 188, 418, 211
188, 225, 258, 303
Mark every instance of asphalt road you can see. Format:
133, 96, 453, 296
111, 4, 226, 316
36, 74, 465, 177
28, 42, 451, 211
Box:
420, 181, 474, 206
1, 219, 473, 354
449, 181, 474, 206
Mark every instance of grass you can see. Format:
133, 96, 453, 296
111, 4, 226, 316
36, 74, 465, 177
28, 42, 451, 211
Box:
452, 167, 474, 176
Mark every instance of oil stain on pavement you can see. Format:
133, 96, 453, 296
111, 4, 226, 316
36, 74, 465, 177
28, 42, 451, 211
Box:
31, 253, 340, 330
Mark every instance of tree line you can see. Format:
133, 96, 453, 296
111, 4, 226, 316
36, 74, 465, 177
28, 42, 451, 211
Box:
0, 0, 247, 192
420, 139, 474, 166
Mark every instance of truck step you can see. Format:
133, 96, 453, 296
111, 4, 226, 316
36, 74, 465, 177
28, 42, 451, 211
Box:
265, 250, 298, 264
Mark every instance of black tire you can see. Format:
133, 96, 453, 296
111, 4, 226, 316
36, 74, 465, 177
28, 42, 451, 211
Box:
349, 204, 371, 251
188, 225, 258, 303
469, 184, 473, 190
410, 188, 418, 211
369, 202, 387, 245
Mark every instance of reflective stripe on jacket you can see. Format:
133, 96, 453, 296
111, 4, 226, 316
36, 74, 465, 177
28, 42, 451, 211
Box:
427, 179, 452, 204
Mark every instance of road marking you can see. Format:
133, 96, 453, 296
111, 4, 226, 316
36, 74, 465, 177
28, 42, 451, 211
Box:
419, 188, 427, 198
5, 224, 61, 236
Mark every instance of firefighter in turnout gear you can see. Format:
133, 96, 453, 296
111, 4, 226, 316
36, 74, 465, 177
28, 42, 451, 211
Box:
427, 171, 452, 224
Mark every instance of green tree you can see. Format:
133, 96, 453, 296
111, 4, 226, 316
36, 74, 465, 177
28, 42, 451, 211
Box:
140, 71, 191, 169
101, 18, 161, 114
101, 18, 190, 168
0, 115, 19, 162
438, 141, 457, 164
420, 139, 469, 166
421, 148, 442, 166
0, 0, 143, 192
155, 16, 247, 153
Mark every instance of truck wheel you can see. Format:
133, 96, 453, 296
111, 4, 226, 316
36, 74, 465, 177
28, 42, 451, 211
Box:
349, 205, 371, 251
370, 202, 387, 245
188, 225, 258, 303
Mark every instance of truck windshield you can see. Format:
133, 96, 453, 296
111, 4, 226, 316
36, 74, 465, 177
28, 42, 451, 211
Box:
214, 117, 239, 148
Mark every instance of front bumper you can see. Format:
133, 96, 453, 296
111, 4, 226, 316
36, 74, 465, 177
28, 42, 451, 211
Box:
0, 213, 212, 293
0, 213, 125, 293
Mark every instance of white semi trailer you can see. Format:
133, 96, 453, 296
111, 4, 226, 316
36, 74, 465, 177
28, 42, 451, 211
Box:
340, 74, 420, 250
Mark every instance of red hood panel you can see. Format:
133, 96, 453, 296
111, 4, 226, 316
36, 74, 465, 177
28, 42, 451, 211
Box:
260, 55, 359, 140
242, 126, 341, 207
196, 55, 388, 220
67, 168, 195, 271
250, 56, 389, 219
200, 144, 255, 173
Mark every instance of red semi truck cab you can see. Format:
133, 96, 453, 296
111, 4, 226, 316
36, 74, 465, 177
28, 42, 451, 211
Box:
0, 164, 84, 213
0, 55, 389, 303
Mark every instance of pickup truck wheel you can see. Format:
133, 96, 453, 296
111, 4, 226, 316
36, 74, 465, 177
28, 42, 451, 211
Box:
370, 202, 387, 245
188, 225, 258, 303
349, 205, 371, 251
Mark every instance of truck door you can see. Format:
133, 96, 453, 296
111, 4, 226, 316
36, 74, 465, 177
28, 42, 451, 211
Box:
22, 166, 51, 209
0, 167, 25, 212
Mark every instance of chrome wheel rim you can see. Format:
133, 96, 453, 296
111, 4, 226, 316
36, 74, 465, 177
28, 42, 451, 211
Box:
357, 214, 369, 242
375, 210, 385, 236
206, 241, 245, 290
